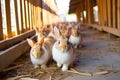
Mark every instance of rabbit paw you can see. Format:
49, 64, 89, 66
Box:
62, 64, 68, 71
79, 44, 82, 48
57, 63, 62, 68
34, 65, 39, 69
74, 45, 78, 49
41, 64, 46, 69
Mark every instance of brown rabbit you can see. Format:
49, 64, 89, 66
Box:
69, 24, 82, 48
27, 35, 54, 68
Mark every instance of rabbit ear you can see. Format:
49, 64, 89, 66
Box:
54, 26, 61, 39
34, 26, 39, 34
38, 37, 44, 45
50, 25, 54, 33
27, 39, 35, 47
65, 27, 71, 37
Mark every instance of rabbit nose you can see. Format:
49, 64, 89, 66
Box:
61, 44, 67, 49
32, 51, 38, 58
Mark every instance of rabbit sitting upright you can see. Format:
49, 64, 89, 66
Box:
27, 35, 54, 69
52, 27, 75, 71
69, 24, 82, 48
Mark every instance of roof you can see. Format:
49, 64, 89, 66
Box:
68, 0, 80, 14
68, 0, 97, 14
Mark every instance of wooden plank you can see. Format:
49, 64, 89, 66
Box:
112, 0, 117, 28
70, 0, 80, 6
0, 30, 35, 51
19, 0, 24, 33
27, 0, 30, 30
102, 0, 108, 26
4, 0, 12, 38
0, 1, 3, 40
25, 0, 29, 30
28, 0, 33, 29
22, 0, 27, 31
107, 0, 112, 27
81, 23, 120, 37
90, 0, 94, 23
14, 0, 20, 35
117, 0, 120, 29
102, 26, 120, 37
0, 35, 36, 70
31, 0, 34, 28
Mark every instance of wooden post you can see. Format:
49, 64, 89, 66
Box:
5, 0, 12, 38
39, 0, 43, 26
33, 1, 35, 26
25, 0, 29, 30
29, 0, 33, 29
31, 0, 34, 28
117, 0, 120, 29
107, 0, 112, 27
14, 0, 20, 35
19, 0, 24, 33
112, 0, 117, 28
87, 0, 94, 24
22, 0, 27, 31
102, 0, 108, 26
0, 1, 3, 40
27, 0, 30, 30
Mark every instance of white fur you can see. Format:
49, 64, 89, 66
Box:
52, 42, 75, 71
69, 35, 81, 48
30, 45, 50, 68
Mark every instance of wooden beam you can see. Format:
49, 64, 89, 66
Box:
81, 23, 120, 37
27, 0, 30, 30
117, 0, 120, 29
14, 0, 20, 35
69, 2, 80, 8
19, 0, 24, 33
102, 0, 108, 26
28, 0, 33, 29
70, 0, 80, 6
25, 0, 29, 30
102, 26, 120, 37
4, 0, 12, 38
112, 0, 117, 28
0, 1, 3, 40
31, 0, 34, 28
22, 0, 27, 31
0, 30, 35, 51
107, 0, 112, 27
0, 35, 36, 70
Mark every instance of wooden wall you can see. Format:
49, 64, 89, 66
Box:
0, 0, 60, 41
75, 0, 120, 37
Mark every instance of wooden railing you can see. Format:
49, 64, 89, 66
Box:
0, 0, 60, 40
73, 0, 120, 37
0, 0, 60, 70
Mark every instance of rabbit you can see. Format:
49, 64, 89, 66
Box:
27, 35, 54, 69
69, 24, 82, 49
34, 26, 47, 41
52, 27, 75, 71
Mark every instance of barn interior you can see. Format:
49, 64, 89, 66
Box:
0, 0, 120, 80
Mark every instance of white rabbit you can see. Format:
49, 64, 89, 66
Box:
52, 27, 75, 71
69, 24, 82, 48
27, 35, 54, 69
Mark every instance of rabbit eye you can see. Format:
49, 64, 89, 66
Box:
58, 41, 60, 44
67, 41, 69, 45
40, 48, 42, 51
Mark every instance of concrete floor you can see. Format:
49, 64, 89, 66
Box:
63, 27, 120, 80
